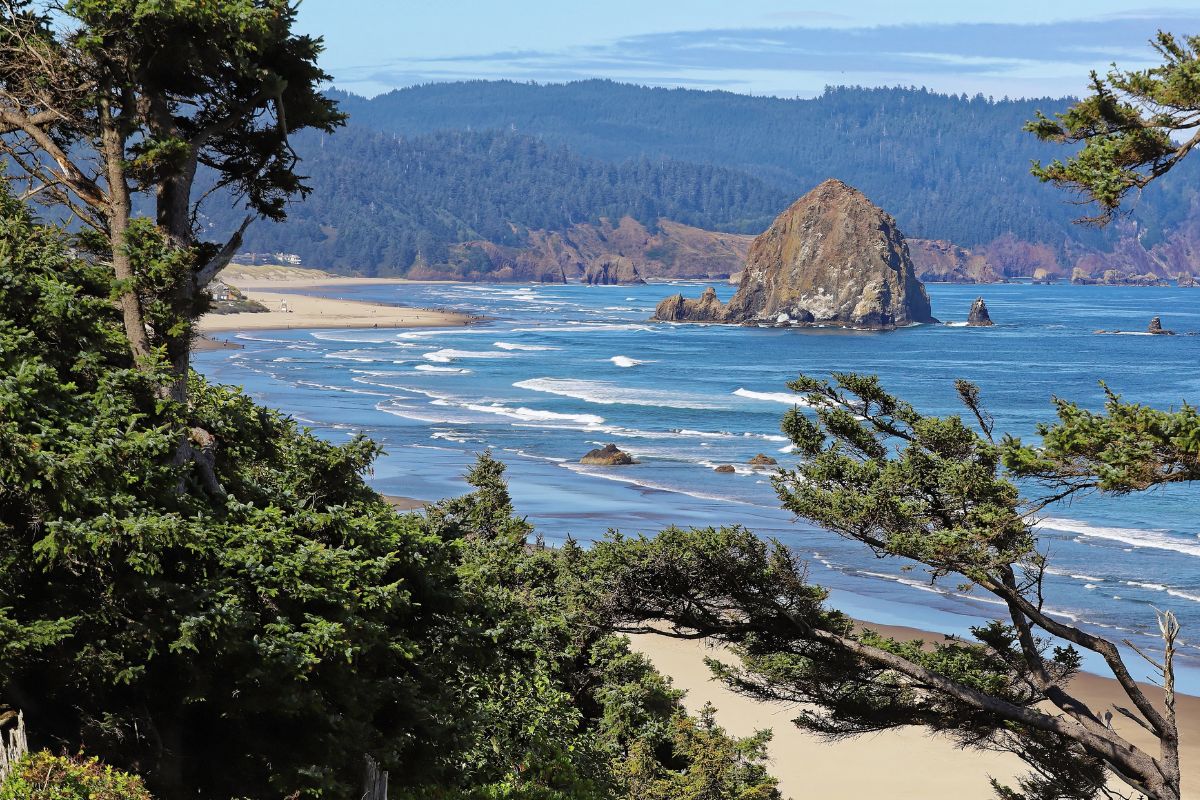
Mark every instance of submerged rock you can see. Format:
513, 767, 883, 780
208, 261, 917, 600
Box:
1148, 316, 1176, 335
580, 443, 636, 465
748, 453, 778, 467
583, 255, 645, 285
967, 297, 994, 327
651, 179, 936, 329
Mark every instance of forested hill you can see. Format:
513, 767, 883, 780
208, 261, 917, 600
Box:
326, 81, 1195, 249
212, 81, 1200, 278
210, 126, 788, 274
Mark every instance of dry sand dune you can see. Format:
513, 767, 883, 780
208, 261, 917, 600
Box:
630, 625, 1200, 800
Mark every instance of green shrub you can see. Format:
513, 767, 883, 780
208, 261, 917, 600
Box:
0, 751, 152, 800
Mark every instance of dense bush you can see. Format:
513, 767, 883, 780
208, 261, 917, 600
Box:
0, 751, 153, 800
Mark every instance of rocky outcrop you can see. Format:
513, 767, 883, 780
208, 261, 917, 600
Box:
748, 453, 778, 467
1148, 317, 1176, 335
714, 464, 736, 473
1072, 268, 1170, 286
583, 256, 645, 285
967, 297, 994, 327
1032, 267, 1054, 284
1178, 274, 1199, 287
654, 287, 727, 322
526, 217, 752, 281
980, 234, 1064, 279
909, 239, 1001, 284
580, 443, 636, 465
653, 180, 936, 329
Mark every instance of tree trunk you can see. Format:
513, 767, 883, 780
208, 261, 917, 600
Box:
157, 162, 198, 405
100, 96, 153, 368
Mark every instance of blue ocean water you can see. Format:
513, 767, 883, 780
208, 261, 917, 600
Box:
195, 281, 1200, 685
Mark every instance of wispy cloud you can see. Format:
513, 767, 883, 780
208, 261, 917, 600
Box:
331, 13, 1200, 98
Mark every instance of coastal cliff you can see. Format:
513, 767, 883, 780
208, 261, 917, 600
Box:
583, 255, 645, 285
654, 180, 936, 330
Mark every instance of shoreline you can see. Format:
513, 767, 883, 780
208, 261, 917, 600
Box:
198, 289, 478, 333
629, 620, 1200, 799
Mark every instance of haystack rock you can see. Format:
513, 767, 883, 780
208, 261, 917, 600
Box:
748, 453, 778, 467
967, 297, 994, 327
580, 443, 636, 465
583, 255, 645, 285
651, 179, 937, 329
1148, 317, 1176, 335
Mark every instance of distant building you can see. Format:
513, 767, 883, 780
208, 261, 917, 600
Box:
208, 280, 232, 301
236, 252, 303, 266
207, 281, 244, 302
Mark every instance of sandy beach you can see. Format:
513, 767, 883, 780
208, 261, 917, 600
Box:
629, 623, 1200, 799
198, 290, 474, 332
197, 264, 473, 333
215, 263, 455, 289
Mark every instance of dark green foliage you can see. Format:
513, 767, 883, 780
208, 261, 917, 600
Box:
1027, 32, 1200, 224
0, 189, 463, 798
63, 0, 344, 222
409, 455, 781, 800
1003, 385, 1200, 495
0, 751, 154, 800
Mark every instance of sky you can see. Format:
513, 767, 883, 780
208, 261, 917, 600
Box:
294, 1, 1200, 99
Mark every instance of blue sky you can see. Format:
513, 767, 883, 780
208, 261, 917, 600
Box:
295, 1, 1200, 99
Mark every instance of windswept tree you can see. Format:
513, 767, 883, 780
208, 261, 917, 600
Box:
1027, 31, 1200, 224
591, 374, 1198, 800
0, 0, 342, 398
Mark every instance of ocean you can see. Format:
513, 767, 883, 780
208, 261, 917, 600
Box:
195, 281, 1200, 687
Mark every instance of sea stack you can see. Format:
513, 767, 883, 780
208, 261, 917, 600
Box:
1148, 316, 1176, 335
651, 179, 936, 329
967, 297, 994, 326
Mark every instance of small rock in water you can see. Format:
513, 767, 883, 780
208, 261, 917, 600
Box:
1148, 316, 1176, 335
714, 464, 736, 473
966, 296, 994, 327
580, 443, 636, 465
748, 453, 778, 467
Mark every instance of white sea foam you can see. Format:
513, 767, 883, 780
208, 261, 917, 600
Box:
494, 341, 559, 351
234, 333, 292, 343
562, 463, 764, 506
294, 380, 389, 398
458, 401, 604, 426
510, 323, 657, 333
423, 348, 514, 363
414, 365, 472, 374
733, 388, 811, 406
323, 349, 383, 363
610, 355, 654, 368
944, 321, 970, 327
515, 377, 718, 409
309, 331, 398, 343
1039, 517, 1200, 558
